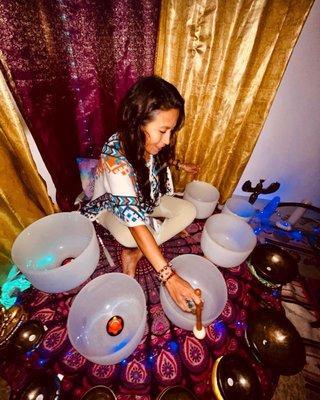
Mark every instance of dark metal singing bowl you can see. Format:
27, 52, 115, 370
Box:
157, 386, 198, 400
212, 354, 261, 400
80, 385, 117, 400
19, 374, 60, 400
12, 320, 44, 353
249, 243, 298, 285
245, 309, 306, 375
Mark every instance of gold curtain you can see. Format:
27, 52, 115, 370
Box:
155, 0, 314, 202
0, 71, 57, 285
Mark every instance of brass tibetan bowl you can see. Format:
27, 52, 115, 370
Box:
0, 305, 28, 350
11, 320, 45, 353
211, 354, 261, 400
19, 373, 60, 400
245, 309, 306, 375
80, 386, 117, 400
157, 386, 198, 400
249, 243, 298, 285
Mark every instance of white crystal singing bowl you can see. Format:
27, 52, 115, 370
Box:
11, 211, 100, 293
160, 254, 228, 330
67, 273, 147, 365
183, 181, 220, 219
201, 213, 257, 268
222, 197, 255, 222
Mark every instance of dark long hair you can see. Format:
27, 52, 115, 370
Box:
118, 76, 185, 206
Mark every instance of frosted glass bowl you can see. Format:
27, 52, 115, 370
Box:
222, 197, 255, 222
183, 181, 220, 219
67, 273, 147, 365
160, 254, 227, 330
201, 214, 257, 268
11, 211, 99, 293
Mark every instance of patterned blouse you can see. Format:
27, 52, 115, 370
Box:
81, 133, 174, 232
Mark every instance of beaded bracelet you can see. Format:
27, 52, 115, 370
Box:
157, 263, 176, 285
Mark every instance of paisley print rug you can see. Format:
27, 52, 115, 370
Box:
0, 219, 304, 399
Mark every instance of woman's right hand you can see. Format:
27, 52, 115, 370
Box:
164, 273, 203, 312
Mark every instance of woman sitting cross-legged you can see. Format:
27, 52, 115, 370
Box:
81, 75, 202, 312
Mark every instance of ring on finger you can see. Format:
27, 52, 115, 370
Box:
185, 298, 196, 313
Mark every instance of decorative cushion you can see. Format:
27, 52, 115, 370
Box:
76, 157, 98, 199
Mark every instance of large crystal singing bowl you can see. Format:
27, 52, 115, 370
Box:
222, 197, 255, 222
201, 213, 257, 268
11, 212, 99, 293
160, 254, 228, 331
183, 180, 220, 219
67, 273, 147, 365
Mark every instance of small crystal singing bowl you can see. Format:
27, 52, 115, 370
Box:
201, 213, 257, 268
160, 254, 227, 331
221, 197, 255, 222
183, 180, 220, 219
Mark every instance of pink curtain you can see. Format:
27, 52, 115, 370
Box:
0, 0, 160, 209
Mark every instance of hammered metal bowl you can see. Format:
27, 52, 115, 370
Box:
212, 354, 261, 400
11, 320, 45, 353
157, 386, 198, 400
19, 373, 60, 400
245, 309, 306, 375
80, 385, 117, 400
249, 243, 298, 285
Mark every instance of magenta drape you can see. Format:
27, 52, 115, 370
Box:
0, 0, 160, 209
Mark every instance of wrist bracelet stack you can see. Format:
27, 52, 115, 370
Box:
157, 262, 176, 285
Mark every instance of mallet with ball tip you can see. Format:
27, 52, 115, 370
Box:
193, 288, 206, 339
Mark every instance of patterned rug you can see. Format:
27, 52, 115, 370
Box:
1, 217, 318, 399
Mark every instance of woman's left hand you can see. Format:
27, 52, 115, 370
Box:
180, 163, 200, 174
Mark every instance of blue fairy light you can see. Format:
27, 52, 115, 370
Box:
290, 230, 303, 241
254, 226, 262, 235
147, 354, 155, 367
235, 320, 247, 329
167, 340, 178, 353
38, 358, 47, 366
272, 289, 281, 298
213, 320, 226, 334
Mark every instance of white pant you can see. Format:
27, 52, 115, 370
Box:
97, 195, 197, 248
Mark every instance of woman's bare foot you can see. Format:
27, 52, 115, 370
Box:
121, 248, 143, 277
